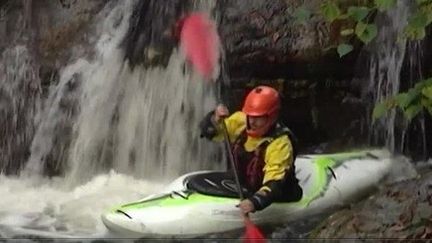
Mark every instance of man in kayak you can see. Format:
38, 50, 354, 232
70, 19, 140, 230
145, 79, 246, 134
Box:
200, 85, 302, 214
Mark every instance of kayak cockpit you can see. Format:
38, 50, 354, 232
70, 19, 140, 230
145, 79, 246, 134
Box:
185, 171, 246, 198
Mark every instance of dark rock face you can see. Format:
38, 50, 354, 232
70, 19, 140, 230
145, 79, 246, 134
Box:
311, 172, 432, 240
217, 0, 358, 80
220, 0, 326, 62
121, 0, 189, 68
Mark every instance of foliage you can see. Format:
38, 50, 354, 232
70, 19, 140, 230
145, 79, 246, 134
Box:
336, 43, 353, 57
374, 0, 397, 11
293, 0, 432, 123
404, 2, 432, 40
372, 78, 432, 121
293, 0, 432, 57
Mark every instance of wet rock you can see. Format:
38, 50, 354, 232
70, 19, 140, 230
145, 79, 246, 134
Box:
270, 211, 333, 240
218, 0, 359, 80
311, 172, 432, 240
122, 0, 188, 68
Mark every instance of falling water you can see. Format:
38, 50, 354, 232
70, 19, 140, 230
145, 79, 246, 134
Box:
22, 0, 221, 185
400, 41, 427, 158
0, 45, 41, 174
0, 0, 223, 237
364, 0, 409, 152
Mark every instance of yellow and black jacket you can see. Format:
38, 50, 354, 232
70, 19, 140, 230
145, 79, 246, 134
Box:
200, 111, 302, 211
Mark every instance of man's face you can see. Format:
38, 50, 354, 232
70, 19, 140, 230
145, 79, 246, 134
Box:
247, 115, 268, 130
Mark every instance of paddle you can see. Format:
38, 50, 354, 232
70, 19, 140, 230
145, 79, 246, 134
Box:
179, 12, 220, 80
220, 120, 266, 243
179, 12, 265, 242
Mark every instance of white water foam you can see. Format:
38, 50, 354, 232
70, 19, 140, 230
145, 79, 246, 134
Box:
0, 171, 162, 238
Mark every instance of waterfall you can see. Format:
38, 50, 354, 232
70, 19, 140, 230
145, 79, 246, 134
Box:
19, 0, 221, 185
362, 0, 429, 157
400, 41, 427, 158
0, 45, 41, 174
363, 0, 409, 152
0, 0, 40, 176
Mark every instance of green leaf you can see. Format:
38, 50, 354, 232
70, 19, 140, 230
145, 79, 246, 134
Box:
395, 93, 411, 109
404, 26, 426, 40
407, 88, 421, 103
347, 6, 370, 21
422, 86, 432, 99
355, 22, 367, 35
404, 104, 422, 120
337, 14, 349, 20
424, 78, 432, 86
320, 1, 341, 22
374, 0, 397, 11
421, 97, 432, 107
340, 29, 354, 36
337, 44, 354, 57
421, 97, 430, 106
294, 7, 312, 24
420, 4, 432, 25
372, 102, 388, 121
355, 23, 378, 43
395, 89, 419, 109
416, 0, 430, 4
422, 98, 432, 116
404, 12, 429, 40
414, 80, 429, 90
409, 11, 429, 28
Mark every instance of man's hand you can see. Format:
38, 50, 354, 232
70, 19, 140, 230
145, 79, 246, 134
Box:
238, 199, 256, 214
213, 104, 229, 123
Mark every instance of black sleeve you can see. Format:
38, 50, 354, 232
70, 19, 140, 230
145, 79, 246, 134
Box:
199, 110, 218, 139
248, 179, 286, 211
248, 180, 283, 211
248, 193, 272, 211
263, 179, 286, 199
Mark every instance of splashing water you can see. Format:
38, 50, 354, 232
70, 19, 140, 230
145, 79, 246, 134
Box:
0, 171, 163, 238
0, 0, 222, 238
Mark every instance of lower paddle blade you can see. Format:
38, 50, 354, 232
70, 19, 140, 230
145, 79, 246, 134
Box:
243, 217, 266, 243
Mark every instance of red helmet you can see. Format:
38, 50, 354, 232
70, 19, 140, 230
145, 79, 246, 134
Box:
242, 86, 281, 137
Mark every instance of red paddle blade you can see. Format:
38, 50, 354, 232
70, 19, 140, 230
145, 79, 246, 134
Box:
179, 12, 220, 80
243, 217, 266, 243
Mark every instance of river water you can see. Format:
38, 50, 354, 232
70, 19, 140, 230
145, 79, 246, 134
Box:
0, 171, 162, 239
0, 0, 429, 241
0, 155, 423, 241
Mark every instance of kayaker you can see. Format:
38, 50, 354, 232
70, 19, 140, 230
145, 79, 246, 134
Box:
200, 85, 303, 214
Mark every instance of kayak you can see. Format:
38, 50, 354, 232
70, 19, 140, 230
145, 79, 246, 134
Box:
101, 149, 392, 237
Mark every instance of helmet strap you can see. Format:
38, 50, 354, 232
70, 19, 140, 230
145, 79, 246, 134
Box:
246, 117, 251, 130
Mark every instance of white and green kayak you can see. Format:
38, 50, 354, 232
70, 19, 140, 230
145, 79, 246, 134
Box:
101, 149, 392, 237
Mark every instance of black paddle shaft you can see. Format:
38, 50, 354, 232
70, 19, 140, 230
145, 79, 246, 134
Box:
221, 119, 245, 200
